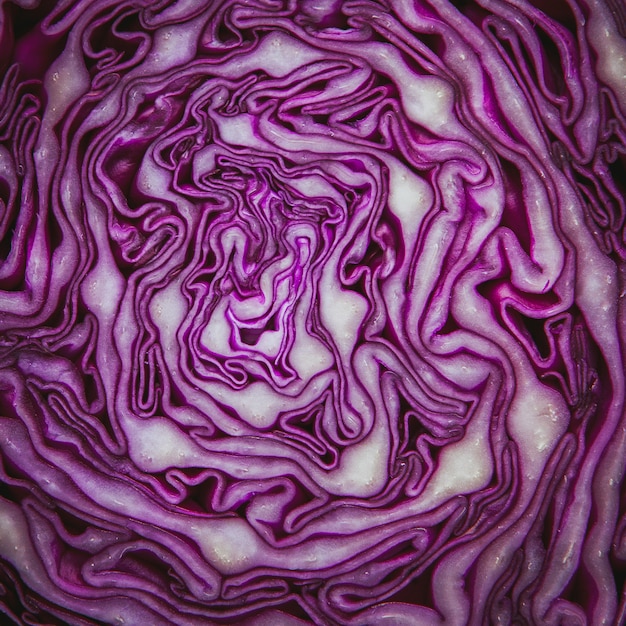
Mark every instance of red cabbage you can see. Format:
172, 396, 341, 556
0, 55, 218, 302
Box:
0, 0, 625, 624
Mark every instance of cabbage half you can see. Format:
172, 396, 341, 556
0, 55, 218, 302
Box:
0, 1, 625, 624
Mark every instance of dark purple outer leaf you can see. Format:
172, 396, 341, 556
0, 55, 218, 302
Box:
0, 0, 625, 624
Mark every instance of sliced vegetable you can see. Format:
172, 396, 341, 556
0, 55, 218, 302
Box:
0, 0, 625, 624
